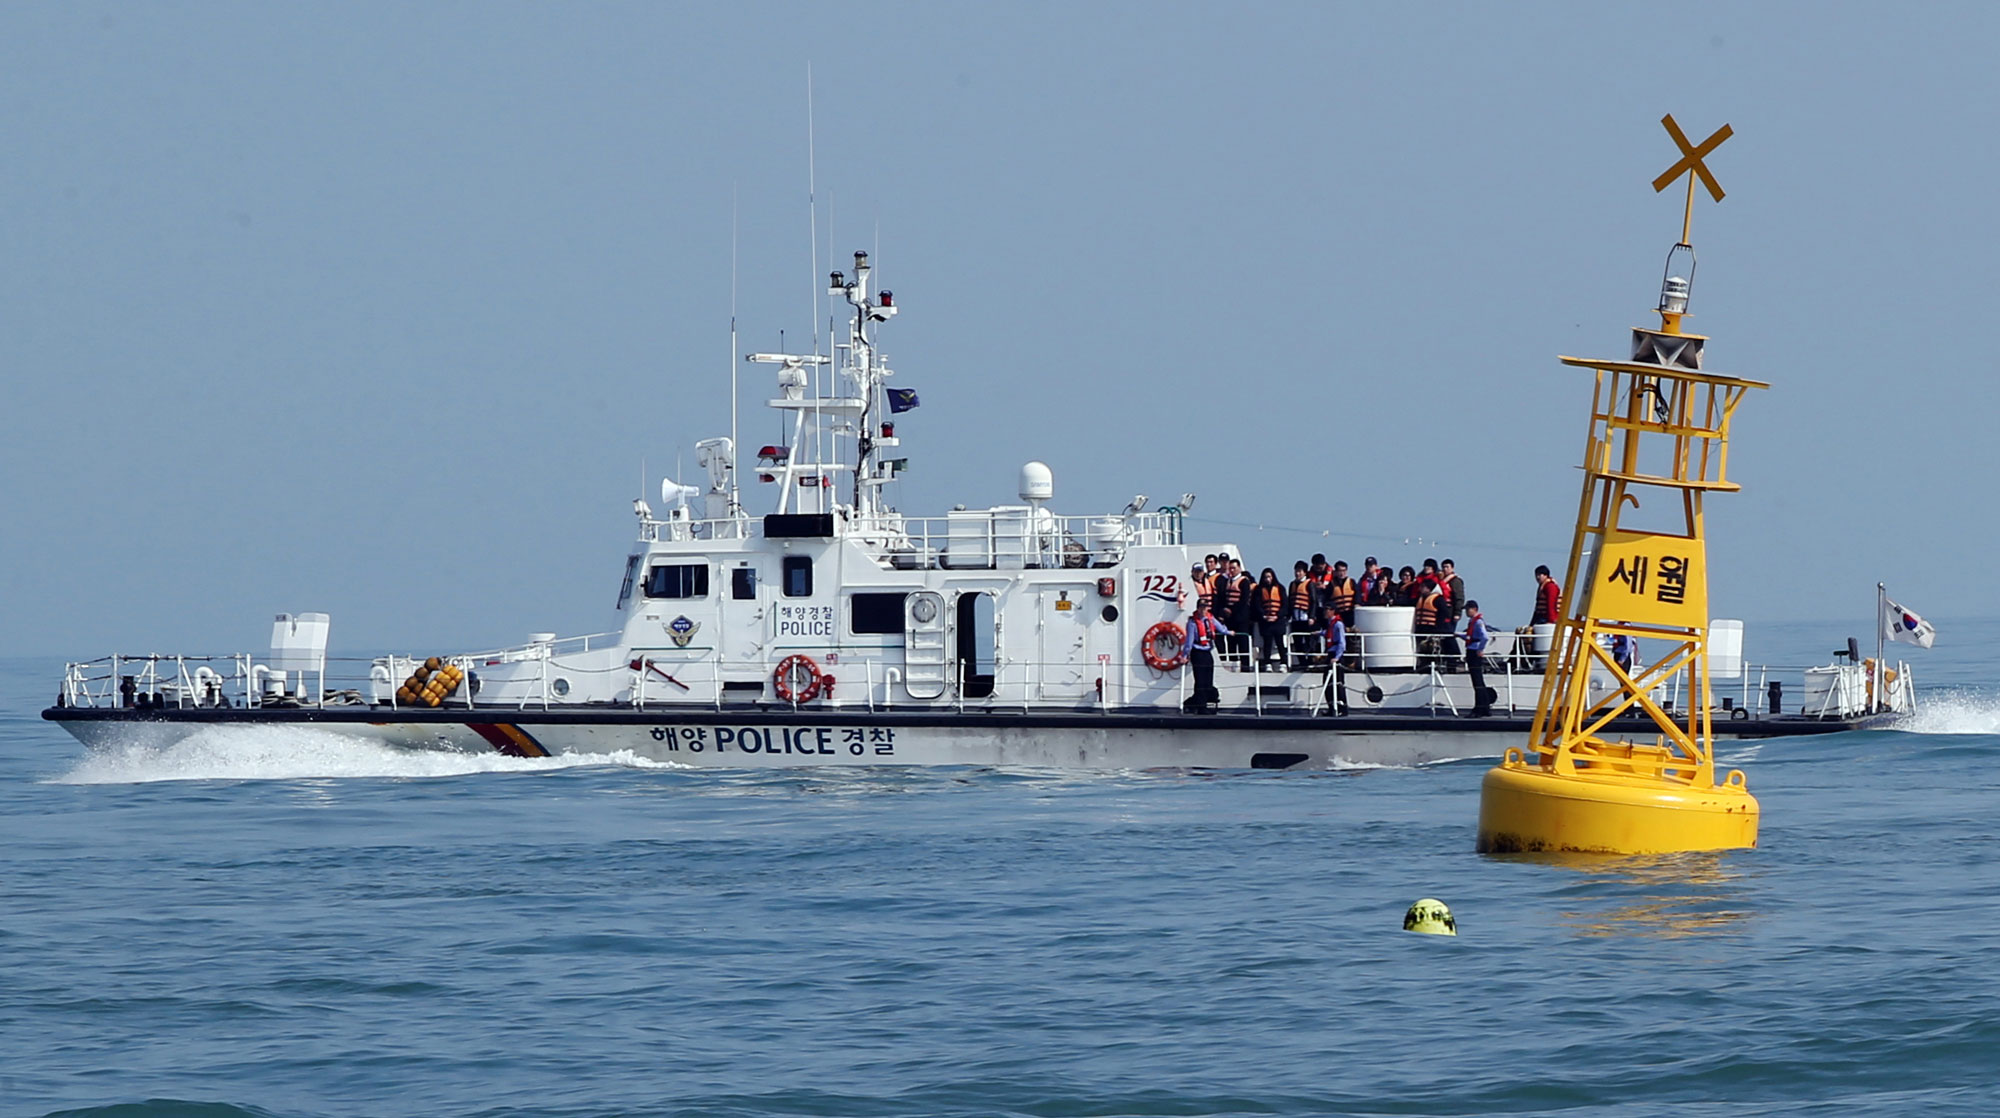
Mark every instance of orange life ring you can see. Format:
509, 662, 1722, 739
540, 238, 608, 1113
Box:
774, 654, 823, 703
1142, 622, 1187, 671
772, 656, 820, 700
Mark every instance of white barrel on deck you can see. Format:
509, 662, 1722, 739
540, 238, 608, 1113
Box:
1709, 619, 1744, 678
1355, 606, 1417, 669
1531, 623, 1556, 656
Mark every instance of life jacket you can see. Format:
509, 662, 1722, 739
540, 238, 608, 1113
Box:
1415, 590, 1439, 627
1212, 573, 1241, 613
1191, 614, 1218, 648
1193, 572, 1215, 610
1326, 576, 1356, 616
1257, 583, 1286, 622
1289, 577, 1315, 614
1532, 580, 1560, 625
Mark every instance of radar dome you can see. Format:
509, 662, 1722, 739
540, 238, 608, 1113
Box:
1019, 461, 1054, 502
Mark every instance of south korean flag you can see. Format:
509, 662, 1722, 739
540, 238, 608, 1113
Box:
1882, 596, 1937, 649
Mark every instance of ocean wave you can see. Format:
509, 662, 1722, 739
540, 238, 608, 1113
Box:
50, 726, 688, 785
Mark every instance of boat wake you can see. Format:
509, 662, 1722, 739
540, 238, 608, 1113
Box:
53, 726, 688, 785
1884, 689, 2000, 736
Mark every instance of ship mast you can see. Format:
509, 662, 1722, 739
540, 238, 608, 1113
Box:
743, 249, 899, 529
829, 250, 899, 521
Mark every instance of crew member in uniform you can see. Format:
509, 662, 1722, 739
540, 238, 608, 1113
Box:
1322, 607, 1349, 715
1181, 602, 1230, 713
1463, 600, 1492, 717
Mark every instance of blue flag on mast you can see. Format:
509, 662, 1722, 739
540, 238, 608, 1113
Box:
886, 388, 920, 413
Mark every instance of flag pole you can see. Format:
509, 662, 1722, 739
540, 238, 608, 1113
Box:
1876, 582, 1887, 713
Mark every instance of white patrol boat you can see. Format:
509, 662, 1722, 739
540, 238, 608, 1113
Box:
45, 250, 1911, 770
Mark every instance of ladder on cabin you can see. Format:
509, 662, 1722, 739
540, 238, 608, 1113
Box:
903, 591, 949, 699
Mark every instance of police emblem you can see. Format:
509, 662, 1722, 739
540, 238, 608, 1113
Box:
667, 615, 700, 648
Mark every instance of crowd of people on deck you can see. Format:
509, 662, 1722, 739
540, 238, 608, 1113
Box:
1177, 552, 1568, 718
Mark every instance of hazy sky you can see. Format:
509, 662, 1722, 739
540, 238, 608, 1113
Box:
3, 2, 1992, 658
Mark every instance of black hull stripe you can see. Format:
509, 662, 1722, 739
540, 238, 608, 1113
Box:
41, 706, 1878, 739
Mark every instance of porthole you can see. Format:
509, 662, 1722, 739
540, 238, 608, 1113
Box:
911, 597, 939, 624
1101, 605, 1119, 623
552, 677, 572, 697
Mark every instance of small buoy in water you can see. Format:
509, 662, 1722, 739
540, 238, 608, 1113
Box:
1403, 898, 1456, 936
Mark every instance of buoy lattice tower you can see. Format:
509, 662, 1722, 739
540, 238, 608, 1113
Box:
1477, 116, 1766, 855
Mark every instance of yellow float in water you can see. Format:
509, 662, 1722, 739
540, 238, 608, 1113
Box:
1477, 115, 1762, 856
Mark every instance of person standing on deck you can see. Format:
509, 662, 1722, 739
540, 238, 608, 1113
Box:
1288, 561, 1320, 667
1439, 558, 1467, 669
1254, 568, 1288, 667
1181, 602, 1229, 714
1210, 557, 1245, 666
1463, 601, 1493, 717
1322, 608, 1349, 715
1225, 558, 1257, 667
1531, 565, 1562, 626
1324, 560, 1359, 627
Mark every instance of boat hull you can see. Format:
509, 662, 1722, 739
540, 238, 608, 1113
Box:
43, 705, 1878, 771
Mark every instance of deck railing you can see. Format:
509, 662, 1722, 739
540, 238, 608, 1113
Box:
53, 642, 1902, 721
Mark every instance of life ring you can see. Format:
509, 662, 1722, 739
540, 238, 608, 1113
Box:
1141, 622, 1187, 671
774, 654, 823, 703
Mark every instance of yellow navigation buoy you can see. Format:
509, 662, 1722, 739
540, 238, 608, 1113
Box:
1403, 898, 1457, 936
1477, 115, 1761, 857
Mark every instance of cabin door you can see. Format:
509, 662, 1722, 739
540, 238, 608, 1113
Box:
955, 591, 996, 699
1036, 585, 1094, 700
903, 591, 949, 699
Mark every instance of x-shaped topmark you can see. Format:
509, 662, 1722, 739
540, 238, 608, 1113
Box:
1652, 114, 1732, 201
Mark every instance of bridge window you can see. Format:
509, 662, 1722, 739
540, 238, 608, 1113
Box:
782, 556, 813, 598
617, 555, 641, 609
645, 563, 709, 599
731, 566, 758, 600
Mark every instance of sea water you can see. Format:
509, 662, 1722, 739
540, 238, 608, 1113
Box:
5, 621, 1998, 1118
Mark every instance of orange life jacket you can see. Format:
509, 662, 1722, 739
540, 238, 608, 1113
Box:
1213, 574, 1242, 613
1326, 576, 1356, 616
1193, 572, 1215, 610
1415, 590, 1439, 627
1289, 577, 1315, 613
1257, 583, 1286, 622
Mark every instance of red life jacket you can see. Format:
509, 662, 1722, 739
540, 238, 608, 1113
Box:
1191, 615, 1218, 647
1532, 579, 1561, 625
